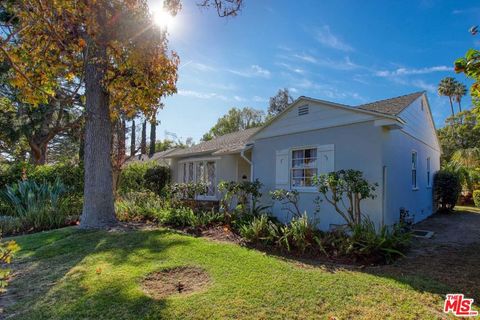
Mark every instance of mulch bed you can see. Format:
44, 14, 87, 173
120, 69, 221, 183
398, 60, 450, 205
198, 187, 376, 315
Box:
142, 266, 210, 299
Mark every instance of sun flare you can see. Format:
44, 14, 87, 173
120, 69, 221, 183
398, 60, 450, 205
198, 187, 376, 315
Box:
151, 7, 175, 30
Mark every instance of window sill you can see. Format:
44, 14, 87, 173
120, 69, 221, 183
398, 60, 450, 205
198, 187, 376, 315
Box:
292, 187, 318, 193
412, 187, 419, 191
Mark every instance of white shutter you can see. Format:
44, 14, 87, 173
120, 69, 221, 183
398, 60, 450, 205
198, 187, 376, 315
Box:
318, 145, 334, 175
275, 149, 289, 188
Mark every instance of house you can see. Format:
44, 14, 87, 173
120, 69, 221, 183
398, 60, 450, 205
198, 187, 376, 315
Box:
164, 91, 441, 230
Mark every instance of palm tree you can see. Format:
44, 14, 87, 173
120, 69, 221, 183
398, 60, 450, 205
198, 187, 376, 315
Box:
438, 77, 458, 117
453, 82, 467, 113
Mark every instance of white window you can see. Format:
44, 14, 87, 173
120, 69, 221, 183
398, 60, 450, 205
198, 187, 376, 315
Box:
426, 157, 431, 187
412, 151, 418, 189
291, 148, 317, 187
179, 160, 216, 197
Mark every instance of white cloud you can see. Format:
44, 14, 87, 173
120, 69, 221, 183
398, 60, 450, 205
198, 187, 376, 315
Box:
375, 65, 451, 77
189, 62, 215, 71
314, 25, 353, 52
411, 80, 436, 93
252, 96, 268, 103
276, 62, 304, 74
233, 95, 246, 102
228, 65, 271, 78
178, 90, 228, 101
292, 53, 360, 70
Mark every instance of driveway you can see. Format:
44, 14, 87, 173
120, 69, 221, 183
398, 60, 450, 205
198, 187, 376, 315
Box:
369, 206, 480, 302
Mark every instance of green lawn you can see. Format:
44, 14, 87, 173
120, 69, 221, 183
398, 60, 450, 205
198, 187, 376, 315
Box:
2, 226, 457, 319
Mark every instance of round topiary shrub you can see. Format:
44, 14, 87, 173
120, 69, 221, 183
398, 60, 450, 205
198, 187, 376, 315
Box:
473, 190, 480, 208
144, 166, 171, 195
433, 170, 462, 213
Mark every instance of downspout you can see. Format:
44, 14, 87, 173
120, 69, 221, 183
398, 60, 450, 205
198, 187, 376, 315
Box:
240, 144, 254, 182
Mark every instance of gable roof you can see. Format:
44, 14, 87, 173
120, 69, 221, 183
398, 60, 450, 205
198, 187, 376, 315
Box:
357, 91, 425, 116
126, 148, 176, 165
166, 127, 261, 158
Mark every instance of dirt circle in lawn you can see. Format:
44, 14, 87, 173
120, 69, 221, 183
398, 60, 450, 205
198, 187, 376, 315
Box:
142, 266, 210, 299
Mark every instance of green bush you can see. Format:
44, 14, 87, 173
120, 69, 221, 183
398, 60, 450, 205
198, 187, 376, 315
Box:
144, 166, 170, 195
278, 213, 318, 253
158, 207, 196, 228
433, 170, 462, 212
0, 216, 22, 235
118, 162, 155, 195
0, 180, 73, 233
239, 214, 279, 245
0, 235, 19, 289
115, 191, 163, 222
347, 219, 411, 264
0, 162, 83, 196
473, 190, 480, 208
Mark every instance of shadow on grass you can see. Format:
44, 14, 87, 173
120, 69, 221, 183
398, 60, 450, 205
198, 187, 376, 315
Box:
2, 227, 189, 319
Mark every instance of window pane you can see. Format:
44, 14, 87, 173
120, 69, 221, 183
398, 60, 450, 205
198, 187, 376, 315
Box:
292, 150, 303, 160
304, 176, 313, 187
292, 169, 304, 178
206, 162, 215, 196
305, 148, 317, 159
304, 168, 317, 178
292, 178, 303, 187
188, 163, 194, 182
292, 159, 303, 168
196, 162, 204, 183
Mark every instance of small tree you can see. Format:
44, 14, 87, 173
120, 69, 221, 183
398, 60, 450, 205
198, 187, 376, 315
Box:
268, 88, 294, 118
314, 170, 377, 227
433, 170, 461, 212
270, 189, 302, 219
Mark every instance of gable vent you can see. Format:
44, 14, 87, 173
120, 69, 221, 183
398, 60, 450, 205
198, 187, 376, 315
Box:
298, 105, 309, 116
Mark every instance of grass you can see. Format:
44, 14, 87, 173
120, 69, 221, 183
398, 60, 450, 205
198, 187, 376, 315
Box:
1, 226, 464, 320
455, 205, 480, 214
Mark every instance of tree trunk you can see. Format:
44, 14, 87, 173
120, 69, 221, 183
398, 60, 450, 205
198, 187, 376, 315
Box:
80, 39, 117, 229
28, 141, 47, 165
458, 101, 462, 113
149, 116, 156, 157
130, 119, 136, 157
141, 120, 147, 155
449, 97, 455, 118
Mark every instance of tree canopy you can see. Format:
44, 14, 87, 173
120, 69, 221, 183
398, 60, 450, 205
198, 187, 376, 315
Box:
202, 107, 264, 141
268, 88, 294, 118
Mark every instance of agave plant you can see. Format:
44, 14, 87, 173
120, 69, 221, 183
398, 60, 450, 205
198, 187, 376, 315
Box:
0, 179, 67, 231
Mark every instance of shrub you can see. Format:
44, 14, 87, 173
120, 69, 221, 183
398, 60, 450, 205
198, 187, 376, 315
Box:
0, 216, 22, 235
473, 190, 480, 208
158, 207, 196, 228
347, 219, 411, 264
0, 179, 71, 233
239, 214, 279, 245
0, 235, 19, 289
118, 162, 155, 195
278, 213, 319, 253
144, 166, 171, 195
314, 170, 377, 226
433, 170, 461, 212
270, 189, 301, 218
218, 179, 263, 214
115, 191, 163, 222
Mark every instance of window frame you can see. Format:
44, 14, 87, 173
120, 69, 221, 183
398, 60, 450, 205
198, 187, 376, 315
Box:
290, 146, 318, 191
178, 158, 218, 199
411, 150, 418, 190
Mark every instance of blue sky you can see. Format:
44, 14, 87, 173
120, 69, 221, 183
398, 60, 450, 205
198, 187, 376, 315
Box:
150, 0, 479, 142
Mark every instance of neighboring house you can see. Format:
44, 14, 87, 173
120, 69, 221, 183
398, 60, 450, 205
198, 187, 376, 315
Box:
125, 148, 177, 167
165, 91, 441, 230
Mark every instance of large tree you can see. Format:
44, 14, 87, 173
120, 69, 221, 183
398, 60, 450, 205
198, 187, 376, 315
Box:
202, 107, 264, 141
268, 88, 294, 118
438, 77, 458, 118
0, 0, 243, 228
453, 81, 467, 113
0, 0, 179, 228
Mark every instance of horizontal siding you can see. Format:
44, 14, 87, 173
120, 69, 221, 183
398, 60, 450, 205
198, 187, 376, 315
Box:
399, 97, 440, 151
254, 101, 377, 140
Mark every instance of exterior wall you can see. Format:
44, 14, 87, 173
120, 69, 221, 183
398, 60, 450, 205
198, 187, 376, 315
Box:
254, 99, 377, 140
382, 99, 441, 225
252, 121, 385, 230
170, 153, 250, 199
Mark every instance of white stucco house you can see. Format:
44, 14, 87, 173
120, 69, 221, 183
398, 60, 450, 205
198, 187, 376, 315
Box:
164, 91, 441, 230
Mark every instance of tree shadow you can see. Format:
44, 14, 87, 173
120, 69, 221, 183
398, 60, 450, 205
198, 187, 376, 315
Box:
1, 227, 190, 318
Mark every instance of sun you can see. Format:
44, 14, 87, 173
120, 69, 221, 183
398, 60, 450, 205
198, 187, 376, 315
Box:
151, 6, 175, 30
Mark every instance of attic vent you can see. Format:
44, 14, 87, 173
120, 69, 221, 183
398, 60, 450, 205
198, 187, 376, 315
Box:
298, 105, 309, 116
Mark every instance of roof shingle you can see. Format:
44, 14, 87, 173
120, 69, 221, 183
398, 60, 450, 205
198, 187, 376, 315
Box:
166, 127, 260, 158
357, 91, 424, 115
